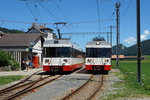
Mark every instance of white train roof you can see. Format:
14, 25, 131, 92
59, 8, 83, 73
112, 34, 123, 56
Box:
86, 41, 111, 48
44, 39, 83, 52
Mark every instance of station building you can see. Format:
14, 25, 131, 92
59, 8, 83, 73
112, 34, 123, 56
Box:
0, 23, 57, 70
0, 34, 44, 70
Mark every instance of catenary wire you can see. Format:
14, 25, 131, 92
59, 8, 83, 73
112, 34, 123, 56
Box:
33, 0, 43, 22
52, 0, 70, 23
121, 0, 133, 20
38, 2, 59, 20
25, 1, 38, 21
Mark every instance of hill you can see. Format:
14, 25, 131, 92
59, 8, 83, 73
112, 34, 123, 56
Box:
0, 27, 24, 33
112, 44, 126, 54
112, 39, 150, 56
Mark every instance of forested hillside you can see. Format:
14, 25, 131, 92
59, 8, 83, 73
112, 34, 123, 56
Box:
0, 27, 24, 33
112, 44, 126, 54
112, 39, 150, 56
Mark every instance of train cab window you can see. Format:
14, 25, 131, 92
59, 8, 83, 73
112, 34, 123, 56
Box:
44, 47, 70, 57
86, 48, 111, 58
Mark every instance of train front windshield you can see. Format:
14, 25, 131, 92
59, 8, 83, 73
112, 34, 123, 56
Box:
86, 48, 111, 57
44, 47, 70, 57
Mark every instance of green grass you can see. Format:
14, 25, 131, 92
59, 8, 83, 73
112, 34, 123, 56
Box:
111, 55, 150, 98
0, 75, 25, 85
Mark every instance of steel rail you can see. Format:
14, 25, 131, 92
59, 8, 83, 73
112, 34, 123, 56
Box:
3, 75, 62, 100
0, 75, 49, 94
0, 70, 42, 94
88, 75, 104, 100
61, 74, 93, 100
1, 75, 43, 100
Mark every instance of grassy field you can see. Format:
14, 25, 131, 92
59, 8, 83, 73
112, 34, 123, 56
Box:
0, 75, 25, 85
111, 55, 150, 97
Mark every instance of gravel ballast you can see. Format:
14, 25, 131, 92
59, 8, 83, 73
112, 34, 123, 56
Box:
22, 72, 91, 100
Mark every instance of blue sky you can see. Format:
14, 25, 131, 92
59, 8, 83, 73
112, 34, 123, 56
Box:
0, 0, 150, 50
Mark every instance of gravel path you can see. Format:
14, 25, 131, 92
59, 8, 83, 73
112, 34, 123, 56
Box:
22, 71, 91, 100
0, 68, 43, 76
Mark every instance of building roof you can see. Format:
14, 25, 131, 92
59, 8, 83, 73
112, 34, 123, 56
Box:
0, 34, 43, 47
0, 30, 5, 36
27, 23, 53, 34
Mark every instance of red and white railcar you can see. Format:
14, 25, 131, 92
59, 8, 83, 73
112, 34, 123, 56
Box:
43, 39, 84, 72
86, 41, 111, 72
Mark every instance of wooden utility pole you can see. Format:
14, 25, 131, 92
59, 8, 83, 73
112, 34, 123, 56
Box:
136, 0, 141, 83
116, 2, 120, 69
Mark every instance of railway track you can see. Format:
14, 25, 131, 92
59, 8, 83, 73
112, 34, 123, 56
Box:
62, 74, 104, 100
0, 70, 42, 94
0, 71, 62, 100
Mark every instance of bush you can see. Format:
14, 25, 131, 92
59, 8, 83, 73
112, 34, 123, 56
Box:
0, 50, 11, 66
10, 60, 20, 71
0, 50, 20, 71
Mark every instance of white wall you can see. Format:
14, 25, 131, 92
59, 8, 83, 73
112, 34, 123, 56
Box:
32, 38, 43, 63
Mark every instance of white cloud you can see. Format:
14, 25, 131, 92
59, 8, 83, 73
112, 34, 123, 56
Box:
124, 37, 136, 44
141, 34, 146, 40
144, 30, 149, 34
124, 29, 150, 45
141, 30, 150, 41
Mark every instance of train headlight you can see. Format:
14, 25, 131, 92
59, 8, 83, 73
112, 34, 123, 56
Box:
45, 59, 49, 63
104, 59, 109, 63
63, 59, 68, 63
87, 59, 91, 62
96, 41, 101, 45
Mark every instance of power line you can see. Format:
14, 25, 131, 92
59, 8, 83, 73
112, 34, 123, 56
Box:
69, 19, 115, 25
0, 18, 115, 25
121, 0, 133, 20
38, 2, 59, 20
0, 19, 53, 24
53, 0, 70, 23
108, 11, 115, 20
33, 0, 43, 22
25, 1, 38, 21
61, 32, 110, 35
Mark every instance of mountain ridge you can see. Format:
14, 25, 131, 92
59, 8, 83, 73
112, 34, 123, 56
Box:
112, 39, 150, 56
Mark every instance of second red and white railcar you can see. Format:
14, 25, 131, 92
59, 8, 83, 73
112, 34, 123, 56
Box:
43, 39, 84, 72
86, 41, 111, 72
